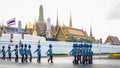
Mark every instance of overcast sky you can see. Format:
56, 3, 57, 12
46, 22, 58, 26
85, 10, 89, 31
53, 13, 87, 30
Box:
0, 0, 120, 41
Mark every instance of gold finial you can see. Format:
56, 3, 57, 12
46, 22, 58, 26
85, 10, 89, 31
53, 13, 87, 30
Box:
2, 24, 6, 34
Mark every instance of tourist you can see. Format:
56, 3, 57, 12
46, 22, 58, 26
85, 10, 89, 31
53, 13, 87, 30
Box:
34, 44, 41, 63
46, 44, 53, 63
27, 44, 32, 62
6, 45, 12, 61
12, 44, 19, 62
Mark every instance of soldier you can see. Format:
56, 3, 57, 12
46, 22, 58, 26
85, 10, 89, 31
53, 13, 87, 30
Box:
46, 44, 53, 63
75, 43, 79, 64
1, 46, 6, 60
81, 43, 86, 64
86, 44, 89, 64
69, 43, 77, 64
24, 44, 28, 62
27, 44, 32, 62
77, 43, 83, 64
12, 44, 19, 62
0, 49, 1, 54
89, 44, 93, 64
6, 45, 12, 61
19, 44, 25, 63
34, 44, 41, 63
84, 44, 88, 64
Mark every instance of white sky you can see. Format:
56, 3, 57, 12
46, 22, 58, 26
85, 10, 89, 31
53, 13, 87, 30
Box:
0, 0, 120, 42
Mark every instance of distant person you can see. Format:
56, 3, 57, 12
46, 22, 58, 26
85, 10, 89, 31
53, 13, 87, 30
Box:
24, 44, 28, 62
19, 44, 25, 63
34, 44, 41, 63
46, 44, 53, 63
1, 46, 6, 60
27, 44, 32, 62
12, 45, 19, 62
6, 45, 12, 61
19, 40, 22, 48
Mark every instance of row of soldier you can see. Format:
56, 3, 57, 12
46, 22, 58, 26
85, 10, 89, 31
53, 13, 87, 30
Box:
69, 43, 93, 64
0, 44, 53, 63
0, 43, 93, 64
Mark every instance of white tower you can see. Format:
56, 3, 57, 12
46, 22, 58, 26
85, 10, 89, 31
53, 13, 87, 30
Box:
18, 20, 22, 33
46, 18, 52, 38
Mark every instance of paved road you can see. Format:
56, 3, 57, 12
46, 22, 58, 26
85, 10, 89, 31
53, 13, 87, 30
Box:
0, 57, 120, 68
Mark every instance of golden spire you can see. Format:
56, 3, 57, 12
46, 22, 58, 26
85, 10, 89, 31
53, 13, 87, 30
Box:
1, 19, 6, 34
32, 21, 37, 36
69, 13, 72, 28
1, 24, 6, 34
33, 23, 37, 31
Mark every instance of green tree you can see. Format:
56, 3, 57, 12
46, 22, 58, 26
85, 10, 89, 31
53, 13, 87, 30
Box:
78, 38, 93, 43
37, 33, 43, 36
46, 37, 58, 41
66, 36, 77, 42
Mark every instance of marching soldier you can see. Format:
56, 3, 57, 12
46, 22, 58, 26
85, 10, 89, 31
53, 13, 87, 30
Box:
19, 44, 25, 63
34, 44, 41, 63
69, 43, 77, 64
6, 45, 12, 61
81, 44, 86, 64
1, 46, 6, 60
12, 45, 19, 62
24, 44, 28, 62
27, 44, 32, 62
89, 44, 93, 64
77, 43, 83, 64
46, 44, 53, 63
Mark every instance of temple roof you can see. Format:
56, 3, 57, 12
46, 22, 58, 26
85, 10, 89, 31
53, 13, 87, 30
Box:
105, 35, 120, 45
65, 27, 88, 37
54, 25, 88, 40
68, 29, 84, 36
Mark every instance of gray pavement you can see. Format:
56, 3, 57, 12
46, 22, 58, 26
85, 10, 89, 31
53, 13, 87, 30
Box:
0, 56, 120, 68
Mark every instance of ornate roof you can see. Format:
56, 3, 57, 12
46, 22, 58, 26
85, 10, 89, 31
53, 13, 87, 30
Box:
64, 27, 88, 37
105, 35, 120, 45
54, 25, 88, 40
54, 25, 67, 40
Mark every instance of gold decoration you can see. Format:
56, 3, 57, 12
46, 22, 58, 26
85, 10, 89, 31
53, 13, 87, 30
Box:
9, 39, 13, 43
26, 23, 33, 28
32, 23, 37, 36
